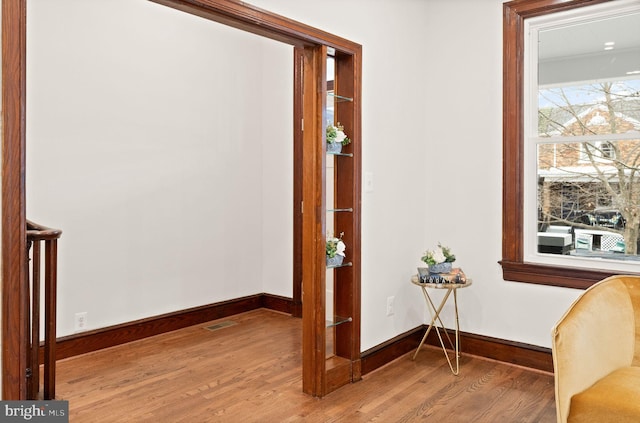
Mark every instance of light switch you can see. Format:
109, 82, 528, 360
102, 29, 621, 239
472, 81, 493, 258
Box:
364, 172, 374, 193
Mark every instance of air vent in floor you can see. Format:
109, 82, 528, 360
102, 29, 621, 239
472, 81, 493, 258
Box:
204, 321, 237, 331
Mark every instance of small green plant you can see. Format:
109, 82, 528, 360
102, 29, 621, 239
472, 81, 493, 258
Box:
326, 232, 346, 258
421, 243, 455, 265
326, 122, 351, 146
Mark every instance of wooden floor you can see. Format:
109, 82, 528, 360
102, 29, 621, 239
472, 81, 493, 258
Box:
55, 309, 557, 422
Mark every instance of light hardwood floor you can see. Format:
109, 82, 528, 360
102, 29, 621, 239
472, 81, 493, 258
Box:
55, 309, 557, 422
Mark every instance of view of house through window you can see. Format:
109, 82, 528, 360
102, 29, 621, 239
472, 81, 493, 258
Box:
529, 4, 640, 266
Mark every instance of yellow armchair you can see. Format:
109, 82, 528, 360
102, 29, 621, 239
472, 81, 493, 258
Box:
552, 275, 640, 423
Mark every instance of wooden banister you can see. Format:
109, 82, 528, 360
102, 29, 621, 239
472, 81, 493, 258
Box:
26, 220, 62, 400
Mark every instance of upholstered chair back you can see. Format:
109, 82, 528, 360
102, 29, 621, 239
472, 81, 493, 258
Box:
552, 275, 640, 423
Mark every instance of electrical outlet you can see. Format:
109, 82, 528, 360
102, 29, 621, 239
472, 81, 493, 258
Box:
386, 296, 395, 316
74, 312, 88, 331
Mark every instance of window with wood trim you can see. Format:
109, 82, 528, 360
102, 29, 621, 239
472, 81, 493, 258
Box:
501, 0, 640, 289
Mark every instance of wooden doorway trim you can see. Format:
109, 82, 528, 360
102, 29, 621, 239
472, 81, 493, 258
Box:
2, 0, 29, 400
1, 0, 361, 399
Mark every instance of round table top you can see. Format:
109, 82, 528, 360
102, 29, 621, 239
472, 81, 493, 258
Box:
411, 274, 473, 289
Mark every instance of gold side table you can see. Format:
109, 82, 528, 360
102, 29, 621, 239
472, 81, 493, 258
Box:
411, 275, 472, 375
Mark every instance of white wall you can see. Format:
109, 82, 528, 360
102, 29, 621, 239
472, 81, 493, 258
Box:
26, 0, 292, 336
259, 44, 294, 298
249, 0, 584, 350
19, 0, 585, 349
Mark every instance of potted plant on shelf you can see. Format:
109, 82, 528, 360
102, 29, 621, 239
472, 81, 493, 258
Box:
326, 122, 351, 154
326, 232, 346, 266
421, 243, 456, 274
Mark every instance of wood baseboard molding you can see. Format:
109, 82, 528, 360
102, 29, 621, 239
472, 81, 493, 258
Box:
52, 293, 292, 360
360, 326, 425, 375
53, 297, 552, 375
260, 293, 293, 315
361, 325, 553, 375
459, 331, 553, 373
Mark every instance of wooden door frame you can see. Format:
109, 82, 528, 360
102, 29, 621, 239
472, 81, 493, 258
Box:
1, 0, 361, 399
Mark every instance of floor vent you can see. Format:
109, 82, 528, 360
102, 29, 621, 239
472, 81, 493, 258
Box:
204, 321, 237, 332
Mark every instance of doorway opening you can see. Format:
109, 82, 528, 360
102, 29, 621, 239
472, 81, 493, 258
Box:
2, 0, 361, 399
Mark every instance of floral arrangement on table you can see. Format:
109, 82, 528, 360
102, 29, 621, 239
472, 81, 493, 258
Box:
326, 122, 351, 153
421, 243, 456, 274
326, 232, 346, 266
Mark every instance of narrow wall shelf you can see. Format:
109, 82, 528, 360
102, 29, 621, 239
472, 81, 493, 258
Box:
326, 316, 353, 328
329, 93, 353, 102
326, 261, 353, 270
302, 43, 361, 398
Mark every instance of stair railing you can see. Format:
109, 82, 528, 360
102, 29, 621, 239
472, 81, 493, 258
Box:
26, 220, 62, 400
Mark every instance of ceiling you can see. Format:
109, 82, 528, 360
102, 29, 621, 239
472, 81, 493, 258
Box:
539, 10, 640, 61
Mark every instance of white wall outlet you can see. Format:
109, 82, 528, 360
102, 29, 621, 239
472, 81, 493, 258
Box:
74, 312, 88, 331
386, 296, 395, 316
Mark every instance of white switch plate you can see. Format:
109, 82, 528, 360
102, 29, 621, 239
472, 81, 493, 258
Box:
364, 172, 374, 193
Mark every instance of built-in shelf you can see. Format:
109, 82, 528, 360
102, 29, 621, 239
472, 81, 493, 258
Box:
327, 151, 353, 157
306, 46, 360, 398
329, 93, 353, 102
326, 315, 352, 328
327, 261, 353, 270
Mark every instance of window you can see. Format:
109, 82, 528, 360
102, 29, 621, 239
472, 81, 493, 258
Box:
502, 0, 640, 288
580, 141, 615, 162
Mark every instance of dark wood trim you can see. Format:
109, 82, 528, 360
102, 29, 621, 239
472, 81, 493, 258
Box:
43, 239, 58, 399
47, 294, 293, 361
333, 48, 363, 387
260, 293, 293, 315
500, 260, 616, 289
299, 41, 363, 397
300, 44, 326, 397
360, 327, 425, 375
362, 324, 553, 375
2, 0, 362, 399
292, 46, 304, 319
503, 0, 609, 18
2, 0, 28, 400
459, 331, 552, 373
501, 0, 622, 289
149, 0, 361, 53
26, 221, 62, 399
